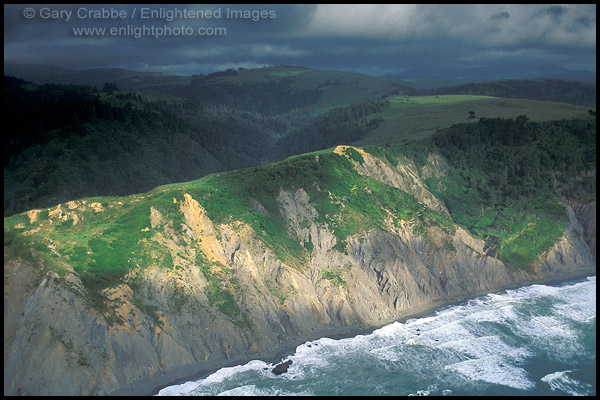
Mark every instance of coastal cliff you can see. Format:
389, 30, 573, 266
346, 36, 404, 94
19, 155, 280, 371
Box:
4, 146, 595, 396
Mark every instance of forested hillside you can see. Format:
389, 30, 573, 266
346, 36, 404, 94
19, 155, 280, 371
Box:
4, 69, 596, 218
398, 116, 596, 267
3, 75, 391, 216
3, 76, 276, 216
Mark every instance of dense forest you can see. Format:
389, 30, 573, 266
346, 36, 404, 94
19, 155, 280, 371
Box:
4, 76, 127, 166
3, 76, 386, 216
187, 75, 321, 116
275, 99, 388, 157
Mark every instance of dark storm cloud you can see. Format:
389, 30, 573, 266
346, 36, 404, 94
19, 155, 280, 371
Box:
3, 4, 319, 72
575, 15, 593, 28
545, 5, 567, 20
3, 4, 596, 75
491, 12, 510, 21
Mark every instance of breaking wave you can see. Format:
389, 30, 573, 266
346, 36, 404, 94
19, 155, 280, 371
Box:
157, 276, 596, 396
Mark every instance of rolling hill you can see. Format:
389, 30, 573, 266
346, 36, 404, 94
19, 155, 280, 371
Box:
4, 116, 595, 395
4, 68, 596, 217
3, 63, 596, 395
358, 94, 594, 147
383, 63, 596, 83
431, 79, 596, 107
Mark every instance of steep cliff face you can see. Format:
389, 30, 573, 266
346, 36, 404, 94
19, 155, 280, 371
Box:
4, 147, 595, 396
571, 201, 596, 262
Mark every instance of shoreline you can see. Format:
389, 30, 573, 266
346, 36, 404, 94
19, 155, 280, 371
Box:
109, 267, 596, 396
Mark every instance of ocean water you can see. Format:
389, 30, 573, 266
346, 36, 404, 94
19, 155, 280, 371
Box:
157, 276, 596, 396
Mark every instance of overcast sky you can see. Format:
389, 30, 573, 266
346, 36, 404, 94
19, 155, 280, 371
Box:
4, 4, 596, 76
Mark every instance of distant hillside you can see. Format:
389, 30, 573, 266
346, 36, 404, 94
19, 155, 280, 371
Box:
4, 68, 596, 217
358, 94, 594, 148
434, 79, 596, 107
384, 63, 596, 83
182, 66, 408, 114
3, 63, 189, 91
4, 64, 409, 115
3, 74, 398, 216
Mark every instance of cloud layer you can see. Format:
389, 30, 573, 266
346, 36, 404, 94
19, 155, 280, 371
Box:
3, 4, 596, 75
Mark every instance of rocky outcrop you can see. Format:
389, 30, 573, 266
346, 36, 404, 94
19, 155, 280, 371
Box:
272, 360, 293, 375
4, 151, 596, 396
335, 146, 450, 217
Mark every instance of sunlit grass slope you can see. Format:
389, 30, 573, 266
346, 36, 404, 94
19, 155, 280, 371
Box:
4, 147, 449, 316
359, 95, 593, 146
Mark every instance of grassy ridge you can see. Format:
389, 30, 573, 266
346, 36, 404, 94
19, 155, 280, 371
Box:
183, 150, 448, 261
360, 95, 593, 147
4, 148, 454, 318
5, 113, 595, 311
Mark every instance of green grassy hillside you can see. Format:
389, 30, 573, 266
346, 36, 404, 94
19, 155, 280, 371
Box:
5, 115, 595, 320
359, 95, 594, 146
4, 146, 451, 319
435, 79, 597, 107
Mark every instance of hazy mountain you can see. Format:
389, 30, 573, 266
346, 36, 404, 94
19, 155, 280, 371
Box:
3, 63, 190, 91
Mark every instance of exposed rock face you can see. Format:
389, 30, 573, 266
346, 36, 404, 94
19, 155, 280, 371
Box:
4, 150, 596, 396
571, 201, 596, 262
335, 146, 450, 217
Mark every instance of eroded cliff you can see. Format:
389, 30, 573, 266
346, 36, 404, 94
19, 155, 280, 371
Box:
4, 146, 595, 395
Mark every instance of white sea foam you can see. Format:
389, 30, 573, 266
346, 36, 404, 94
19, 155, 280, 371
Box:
215, 385, 310, 396
516, 315, 577, 338
438, 335, 530, 361
156, 360, 271, 396
505, 283, 562, 300
416, 319, 476, 346
553, 301, 597, 323
511, 314, 580, 360
372, 320, 409, 338
201, 360, 270, 385
292, 340, 334, 366
408, 384, 438, 396
156, 379, 205, 396
541, 370, 592, 396
369, 344, 396, 354
445, 354, 535, 390
157, 276, 595, 396
465, 300, 519, 325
